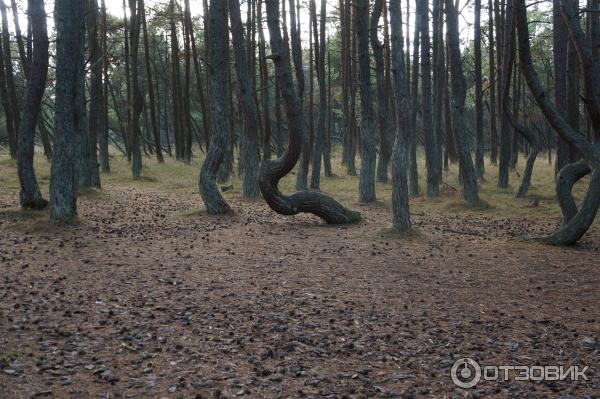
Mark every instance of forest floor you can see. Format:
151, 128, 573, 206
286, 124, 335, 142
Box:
0, 151, 599, 398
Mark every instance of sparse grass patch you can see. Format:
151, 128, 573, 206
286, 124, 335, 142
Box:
0, 148, 597, 228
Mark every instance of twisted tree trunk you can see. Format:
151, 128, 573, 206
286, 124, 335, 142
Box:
515, 0, 600, 245
261, 0, 360, 224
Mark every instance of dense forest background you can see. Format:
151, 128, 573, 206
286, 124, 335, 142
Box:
0, 0, 599, 244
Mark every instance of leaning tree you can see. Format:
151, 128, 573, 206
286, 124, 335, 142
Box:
260, 0, 360, 224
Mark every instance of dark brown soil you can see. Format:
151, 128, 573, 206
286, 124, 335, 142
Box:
0, 185, 598, 398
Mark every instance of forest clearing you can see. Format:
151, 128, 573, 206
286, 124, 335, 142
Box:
1, 0, 600, 397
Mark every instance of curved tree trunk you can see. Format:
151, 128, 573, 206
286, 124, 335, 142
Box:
229, 0, 260, 198
199, 0, 233, 215
261, 0, 360, 224
514, 0, 600, 245
555, 159, 591, 223
17, 0, 48, 210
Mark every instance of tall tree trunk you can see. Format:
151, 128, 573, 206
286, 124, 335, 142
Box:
432, 0, 445, 181
488, 0, 498, 165
99, 0, 110, 172
0, 20, 16, 159
474, 0, 485, 179
229, 0, 261, 197
498, 0, 513, 188
553, 0, 572, 175
445, 0, 480, 205
199, 0, 233, 214
0, 1, 21, 158
356, 0, 377, 203
258, 0, 273, 160
129, 0, 143, 178
169, 0, 183, 160
310, 0, 327, 189
372, 0, 392, 184
420, 0, 440, 197
9, 0, 27, 77
122, 0, 132, 160
408, 0, 420, 196
87, 0, 102, 188
182, 0, 193, 163
260, 0, 360, 224
389, 0, 411, 231
141, 0, 163, 163
50, 0, 86, 222
17, 0, 48, 210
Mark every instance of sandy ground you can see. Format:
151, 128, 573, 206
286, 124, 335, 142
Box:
0, 184, 599, 398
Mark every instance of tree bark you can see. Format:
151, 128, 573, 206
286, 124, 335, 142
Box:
17, 0, 48, 210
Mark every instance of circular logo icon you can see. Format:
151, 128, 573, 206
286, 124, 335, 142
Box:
451, 358, 482, 389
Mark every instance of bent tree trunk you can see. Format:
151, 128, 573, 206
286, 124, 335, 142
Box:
17, 0, 48, 210
261, 0, 360, 224
555, 160, 591, 224
50, 0, 86, 222
199, 0, 233, 214
515, 0, 600, 245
